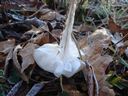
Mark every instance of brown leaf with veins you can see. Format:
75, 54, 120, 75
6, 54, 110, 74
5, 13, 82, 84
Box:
12, 43, 37, 82
19, 43, 37, 72
13, 45, 29, 82
108, 16, 128, 36
82, 29, 115, 96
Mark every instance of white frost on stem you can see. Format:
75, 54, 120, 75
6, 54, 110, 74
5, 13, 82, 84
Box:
60, 0, 79, 58
33, 0, 84, 77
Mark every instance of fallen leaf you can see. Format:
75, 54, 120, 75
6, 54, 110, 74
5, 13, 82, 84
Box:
78, 36, 88, 49
49, 21, 58, 29
31, 28, 61, 45
99, 86, 115, 96
83, 61, 99, 96
0, 54, 6, 63
19, 43, 37, 72
32, 33, 50, 45
13, 45, 29, 82
51, 29, 62, 39
82, 28, 115, 96
0, 39, 15, 54
4, 48, 13, 77
0, 39, 15, 63
40, 11, 65, 21
26, 17, 46, 28
63, 84, 81, 96
22, 23, 49, 36
108, 16, 128, 35
110, 32, 124, 47
0, 76, 6, 83
40, 11, 56, 21
76, 24, 94, 33
82, 28, 111, 60
108, 16, 121, 33
90, 54, 113, 81
21, 26, 48, 42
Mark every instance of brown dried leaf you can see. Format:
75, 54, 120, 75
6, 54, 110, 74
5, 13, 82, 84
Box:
108, 16, 128, 36
19, 43, 37, 72
4, 48, 13, 77
82, 29, 111, 60
32, 31, 59, 45
41, 24, 50, 32
13, 45, 29, 82
22, 24, 50, 43
51, 29, 62, 39
108, 16, 121, 33
90, 54, 112, 81
0, 39, 15, 54
40, 11, 56, 21
83, 55, 114, 96
78, 37, 88, 49
87, 51, 114, 96
40, 11, 65, 21
82, 29, 115, 96
0, 54, 6, 63
76, 24, 94, 32
63, 84, 81, 96
82, 64, 96, 96
32, 33, 50, 45
99, 86, 115, 96
0, 76, 6, 83
0, 39, 15, 62
22, 24, 49, 37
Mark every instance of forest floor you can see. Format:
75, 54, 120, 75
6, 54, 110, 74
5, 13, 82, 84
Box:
0, 0, 128, 96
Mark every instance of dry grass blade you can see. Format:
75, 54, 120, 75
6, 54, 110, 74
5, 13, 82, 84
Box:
83, 62, 99, 96
26, 83, 44, 96
7, 81, 23, 96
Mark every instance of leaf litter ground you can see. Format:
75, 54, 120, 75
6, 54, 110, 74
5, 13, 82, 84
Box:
0, 0, 128, 96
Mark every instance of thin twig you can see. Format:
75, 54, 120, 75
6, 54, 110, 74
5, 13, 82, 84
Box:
115, 32, 128, 45
60, 76, 64, 92
28, 5, 46, 18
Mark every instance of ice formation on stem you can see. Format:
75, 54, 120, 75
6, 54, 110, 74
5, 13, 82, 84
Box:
33, 0, 84, 77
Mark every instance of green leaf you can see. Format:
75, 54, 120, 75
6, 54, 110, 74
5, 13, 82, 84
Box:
82, 0, 88, 9
8, 69, 20, 83
0, 92, 5, 96
119, 58, 128, 68
0, 70, 4, 76
107, 74, 128, 90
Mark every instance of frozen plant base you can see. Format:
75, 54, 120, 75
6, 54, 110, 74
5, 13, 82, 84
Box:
34, 44, 84, 77
33, 0, 84, 78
